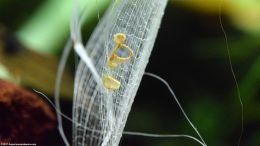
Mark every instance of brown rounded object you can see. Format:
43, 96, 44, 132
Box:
0, 79, 56, 144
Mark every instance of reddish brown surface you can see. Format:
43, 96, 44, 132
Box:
0, 79, 56, 144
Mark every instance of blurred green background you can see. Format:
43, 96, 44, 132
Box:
0, 0, 259, 146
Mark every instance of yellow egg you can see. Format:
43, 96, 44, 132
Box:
102, 74, 121, 90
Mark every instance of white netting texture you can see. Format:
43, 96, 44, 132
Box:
72, 0, 167, 146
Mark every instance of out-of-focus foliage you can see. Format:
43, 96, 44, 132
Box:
227, 0, 260, 36
174, 0, 260, 36
173, 0, 225, 14
16, 0, 109, 54
0, 28, 73, 99
0, 64, 12, 81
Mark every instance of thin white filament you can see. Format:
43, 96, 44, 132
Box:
35, 89, 106, 134
71, 0, 107, 92
74, 42, 103, 88
123, 131, 206, 146
54, 38, 73, 146
219, 1, 244, 146
70, 0, 81, 43
144, 72, 207, 146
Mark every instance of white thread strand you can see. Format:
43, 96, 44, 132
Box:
144, 72, 207, 146
54, 38, 73, 146
219, 1, 244, 146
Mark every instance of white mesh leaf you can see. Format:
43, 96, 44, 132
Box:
72, 0, 168, 145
